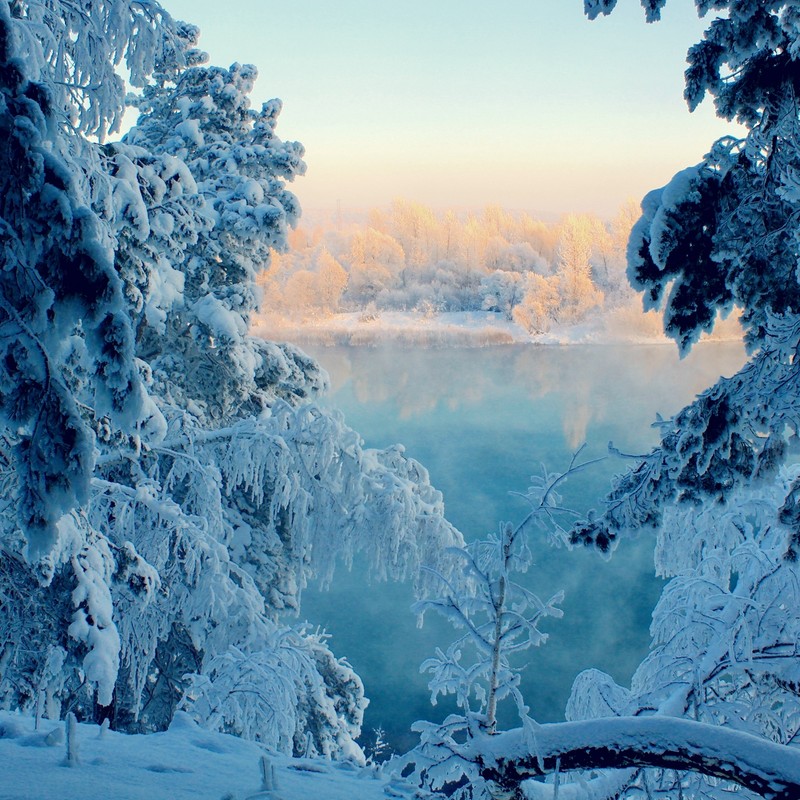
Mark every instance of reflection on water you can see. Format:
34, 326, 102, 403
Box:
298, 342, 747, 754
315, 344, 744, 455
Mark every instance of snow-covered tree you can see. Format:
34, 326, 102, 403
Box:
346, 227, 404, 305
0, 0, 465, 759
512, 273, 561, 334
553, 214, 605, 324
316, 249, 349, 311
123, 32, 310, 421
600, 198, 639, 302
0, 0, 168, 563
388, 199, 441, 270
401, 453, 599, 799
479, 270, 525, 320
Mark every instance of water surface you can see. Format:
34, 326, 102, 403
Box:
298, 342, 747, 753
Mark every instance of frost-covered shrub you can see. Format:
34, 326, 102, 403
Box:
401, 454, 598, 799
180, 631, 367, 760
479, 270, 525, 320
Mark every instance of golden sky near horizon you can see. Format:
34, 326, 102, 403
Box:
160, 0, 740, 218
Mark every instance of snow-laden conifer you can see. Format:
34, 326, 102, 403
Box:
0, 0, 464, 759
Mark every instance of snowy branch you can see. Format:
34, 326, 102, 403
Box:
474, 717, 800, 800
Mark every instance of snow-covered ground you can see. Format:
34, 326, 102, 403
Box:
0, 712, 410, 800
252, 308, 743, 347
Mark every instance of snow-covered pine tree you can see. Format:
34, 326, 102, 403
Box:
0, 0, 171, 715
0, 0, 164, 564
476, 3, 800, 798
124, 25, 313, 422
0, 0, 464, 758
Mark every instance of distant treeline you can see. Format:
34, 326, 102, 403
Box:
258, 199, 640, 333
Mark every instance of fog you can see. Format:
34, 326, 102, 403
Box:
299, 342, 747, 754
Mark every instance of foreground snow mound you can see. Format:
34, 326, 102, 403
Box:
0, 712, 407, 800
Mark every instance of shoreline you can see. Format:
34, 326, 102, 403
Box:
251, 309, 744, 349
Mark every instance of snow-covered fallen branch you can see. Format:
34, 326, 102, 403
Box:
473, 716, 800, 800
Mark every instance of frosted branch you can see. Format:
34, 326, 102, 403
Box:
476, 717, 800, 800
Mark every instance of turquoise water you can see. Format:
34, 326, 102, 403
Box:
298, 342, 747, 754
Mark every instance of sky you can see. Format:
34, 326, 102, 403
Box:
159, 0, 738, 219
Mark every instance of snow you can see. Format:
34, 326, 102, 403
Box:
0, 711, 402, 800
252, 307, 743, 348
144, 260, 185, 333
193, 294, 248, 340
176, 119, 204, 147
468, 716, 800, 798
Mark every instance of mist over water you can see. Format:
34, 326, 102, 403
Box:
298, 342, 747, 754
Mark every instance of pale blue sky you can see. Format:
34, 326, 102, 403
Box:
161, 0, 736, 217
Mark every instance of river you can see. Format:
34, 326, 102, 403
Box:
297, 341, 747, 754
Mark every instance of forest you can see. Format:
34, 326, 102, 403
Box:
259, 201, 637, 333
0, 1, 800, 799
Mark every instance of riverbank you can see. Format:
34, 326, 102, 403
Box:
252, 307, 743, 348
